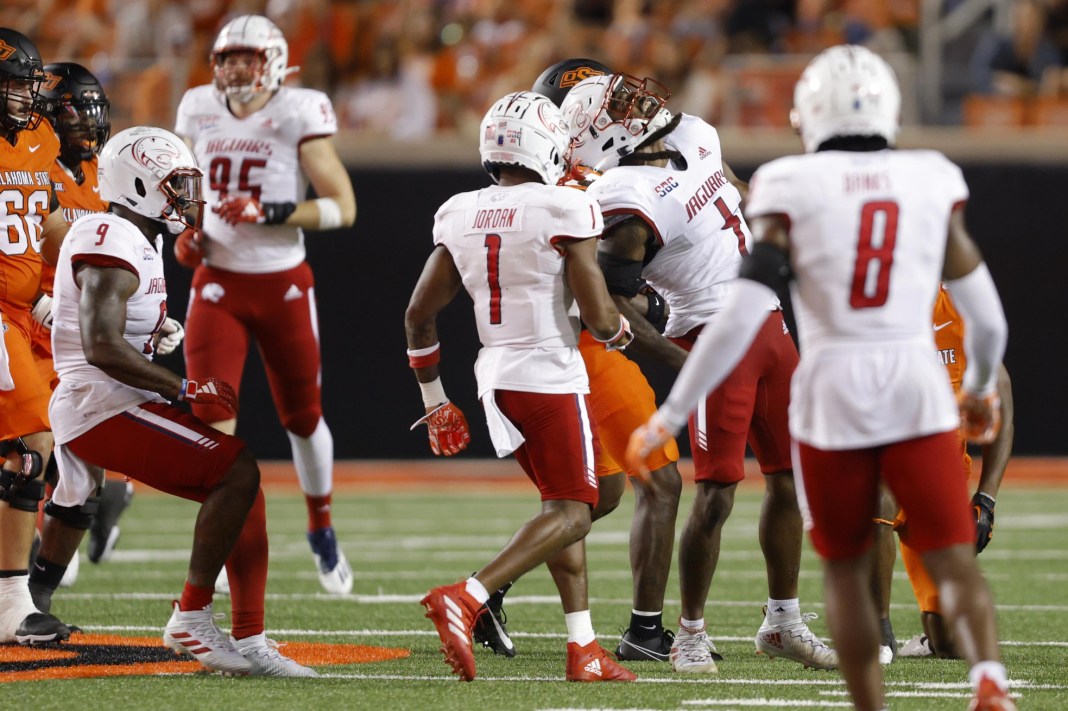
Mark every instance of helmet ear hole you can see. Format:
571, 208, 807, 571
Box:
134, 178, 147, 198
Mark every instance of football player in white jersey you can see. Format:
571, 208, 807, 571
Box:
561, 74, 834, 673
43, 126, 315, 677
408, 91, 636, 684
627, 46, 1014, 711
174, 14, 356, 595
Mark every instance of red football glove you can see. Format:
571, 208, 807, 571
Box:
410, 402, 471, 456
214, 195, 265, 225
177, 377, 238, 415
174, 228, 204, 268
958, 390, 1001, 444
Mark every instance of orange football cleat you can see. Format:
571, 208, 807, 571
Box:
566, 640, 637, 682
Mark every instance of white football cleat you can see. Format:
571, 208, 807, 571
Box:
899, 634, 935, 658
308, 527, 353, 595
670, 623, 719, 673
162, 600, 251, 675
755, 610, 838, 670
233, 633, 319, 677
879, 644, 895, 665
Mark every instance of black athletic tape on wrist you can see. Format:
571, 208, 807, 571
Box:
262, 202, 297, 225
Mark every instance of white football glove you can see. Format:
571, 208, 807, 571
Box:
31, 294, 54, 330
156, 318, 185, 356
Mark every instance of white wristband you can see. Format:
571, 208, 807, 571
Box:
314, 197, 344, 230
418, 377, 447, 408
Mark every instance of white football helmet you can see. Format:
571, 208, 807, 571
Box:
211, 15, 290, 103
791, 45, 901, 154
479, 91, 571, 185
561, 73, 672, 172
98, 126, 204, 235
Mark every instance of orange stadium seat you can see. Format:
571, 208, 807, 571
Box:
961, 95, 1029, 128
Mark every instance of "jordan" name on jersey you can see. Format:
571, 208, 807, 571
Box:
470, 207, 521, 231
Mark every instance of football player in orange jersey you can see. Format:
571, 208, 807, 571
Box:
873, 286, 1014, 662
28, 62, 139, 609
0, 26, 74, 645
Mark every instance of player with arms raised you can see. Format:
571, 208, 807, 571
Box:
627, 45, 1014, 711
409, 91, 636, 684
174, 15, 357, 594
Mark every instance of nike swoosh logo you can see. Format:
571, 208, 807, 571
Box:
34, 562, 46, 571
28, 144, 41, 153
933, 321, 953, 331
92, 186, 99, 193
638, 624, 658, 630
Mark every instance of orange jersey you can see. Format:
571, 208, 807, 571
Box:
932, 284, 965, 391
42, 157, 107, 296
0, 120, 59, 310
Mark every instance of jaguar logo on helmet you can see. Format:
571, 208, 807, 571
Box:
132, 136, 182, 179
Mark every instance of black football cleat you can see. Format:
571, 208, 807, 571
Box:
15, 612, 72, 645
472, 581, 516, 657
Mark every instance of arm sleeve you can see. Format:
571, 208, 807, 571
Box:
944, 262, 1007, 396
658, 278, 779, 431
745, 160, 799, 222
173, 90, 196, 138
298, 89, 339, 140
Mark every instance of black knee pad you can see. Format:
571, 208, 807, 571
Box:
44, 495, 100, 530
1, 474, 44, 513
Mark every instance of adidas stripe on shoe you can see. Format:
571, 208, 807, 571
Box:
162, 600, 251, 675
566, 641, 637, 682
420, 582, 479, 681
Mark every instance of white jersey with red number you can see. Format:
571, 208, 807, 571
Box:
49, 212, 167, 443
175, 85, 338, 274
587, 114, 775, 338
433, 182, 604, 396
745, 149, 968, 449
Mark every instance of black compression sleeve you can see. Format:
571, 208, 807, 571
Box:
597, 252, 645, 298
737, 241, 791, 292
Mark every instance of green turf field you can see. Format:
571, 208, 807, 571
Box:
5, 473, 1066, 710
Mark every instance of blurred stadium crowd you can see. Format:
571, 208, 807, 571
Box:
5, 0, 1068, 139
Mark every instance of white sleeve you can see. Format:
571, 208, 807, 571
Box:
944, 262, 1007, 396
658, 278, 779, 431
551, 190, 604, 248
745, 160, 799, 222
174, 90, 196, 139
67, 218, 142, 277
298, 90, 338, 139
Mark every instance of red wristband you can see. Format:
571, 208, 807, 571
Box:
407, 343, 441, 369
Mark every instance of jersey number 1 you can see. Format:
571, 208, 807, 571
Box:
485, 234, 502, 324
849, 201, 899, 309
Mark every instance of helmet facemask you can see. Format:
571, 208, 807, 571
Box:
212, 48, 276, 104
563, 73, 671, 172
1, 71, 45, 132
55, 98, 110, 163
159, 168, 204, 234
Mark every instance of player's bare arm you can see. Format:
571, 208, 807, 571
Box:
562, 237, 627, 342
978, 364, 1014, 498
77, 265, 184, 400
294, 137, 356, 229
747, 213, 792, 253
598, 219, 688, 370
942, 206, 984, 280
40, 199, 70, 266
405, 245, 463, 386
